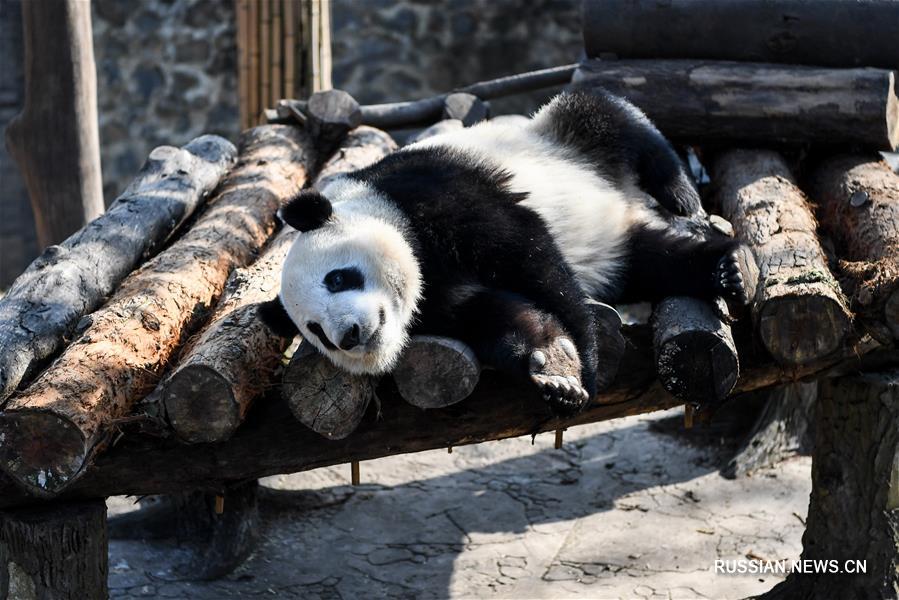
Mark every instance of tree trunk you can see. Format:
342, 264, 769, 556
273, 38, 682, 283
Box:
4, 0, 104, 248
159, 126, 396, 443
759, 370, 899, 599
583, 0, 899, 70
708, 150, 852, 365
0, 125, 314, 497
0, 500, 107, 600
723, 382, 816, 479
571, 60, 899, 150
0, 135, 236, 403
807, 154, 899, 343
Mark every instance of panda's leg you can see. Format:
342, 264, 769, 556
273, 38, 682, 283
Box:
441, 285, 596, 415
539, 90, 702, 217
617, 224, 757, 305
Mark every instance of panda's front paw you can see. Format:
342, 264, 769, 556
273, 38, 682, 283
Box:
529, 337, 589, 417
715, 245, 758, 305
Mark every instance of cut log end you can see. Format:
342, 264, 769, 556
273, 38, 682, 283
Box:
282, 349, 375, 440
653, 297, 739, 405
164, 366, 240, 443
392, 336, 481, 409
0, 411, 87, 496
758, 294, 852, 366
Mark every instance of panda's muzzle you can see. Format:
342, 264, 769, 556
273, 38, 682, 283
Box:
306, 321, 337, 351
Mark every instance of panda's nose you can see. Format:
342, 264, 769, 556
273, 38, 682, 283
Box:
339, 324, 361, 350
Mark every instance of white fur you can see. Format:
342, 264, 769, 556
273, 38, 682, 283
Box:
279, 185, 422, 374
407, 99, 654, 297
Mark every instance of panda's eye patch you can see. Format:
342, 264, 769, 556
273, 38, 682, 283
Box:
324, 268, 364, 293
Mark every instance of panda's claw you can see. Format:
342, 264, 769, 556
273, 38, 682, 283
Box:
528, 337, 589, 417
714, 246, 758, 306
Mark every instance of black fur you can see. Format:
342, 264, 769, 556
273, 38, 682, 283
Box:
280, 189, 333, 231
540, 90, 703, 217
258, 297, 299, 338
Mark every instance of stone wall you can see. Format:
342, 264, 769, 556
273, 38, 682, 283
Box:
1, 0, 582, 286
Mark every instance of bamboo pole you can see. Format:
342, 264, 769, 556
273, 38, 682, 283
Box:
283, 0, 296, 98
247, 0, 259, 125
271, 0, 282, 103
259, 0, 271, 113
318, 0, 332, 91
236, 0, 250, 130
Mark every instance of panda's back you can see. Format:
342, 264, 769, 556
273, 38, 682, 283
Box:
406, 116, 638, 298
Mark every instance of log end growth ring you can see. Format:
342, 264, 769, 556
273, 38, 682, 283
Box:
165, 365, 240, 444
758, 294, 852, 366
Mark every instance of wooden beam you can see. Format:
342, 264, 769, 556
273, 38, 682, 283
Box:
0, 126, 315, 497
5, 0, 104, 248
583, 0, 899, 70
0, 136, 237, 403
571, 60, 899, 150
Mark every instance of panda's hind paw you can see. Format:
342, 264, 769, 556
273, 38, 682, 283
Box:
529, 338, 589, 417
715, 246, 758, 305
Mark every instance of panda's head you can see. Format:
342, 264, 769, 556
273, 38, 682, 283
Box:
259, 185, 421, 375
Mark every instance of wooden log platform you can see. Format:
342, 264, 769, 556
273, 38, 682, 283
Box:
0, 126, 314, 496
0, 320, 892, 510
571, 59, 899, 150
160, 126, 397, 443
0, 135, 237, 403
808, 154, 899, 343
709, 150, 852, 365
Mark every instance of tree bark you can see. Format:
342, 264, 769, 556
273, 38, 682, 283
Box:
709, 150, 852, 365
0, 325, 891, 509
159, 126, 396, 443
723, 382, 816, 479
0, 135, 237, 404
583, 0, 899, 70
807, 154, 899, 343
652, 296, 739, 406
759, 370, 899, 599
4, 0, 104, 248
0, 125, 314, 497
0, 500, 107, 600
571, 60, 899, 150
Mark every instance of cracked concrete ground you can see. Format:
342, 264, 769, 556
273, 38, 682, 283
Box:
107, 407, 811, 599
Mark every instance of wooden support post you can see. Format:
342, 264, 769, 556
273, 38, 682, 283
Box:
571, 60, 899, 150
0, 500, 107, 599
760, 370, 899, 599
0, 135, 236, 403
0, 126, 313, 497
5, 0, 104, 248
350, 461, 360, 486
808, 154, 899, 343
157, 126, 396, 443
652, 296, 739, 405
709, 150, 851, 365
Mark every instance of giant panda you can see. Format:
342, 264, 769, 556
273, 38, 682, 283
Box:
260, 90, 756, 416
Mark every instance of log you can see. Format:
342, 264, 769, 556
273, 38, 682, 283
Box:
4, 0, 104, 248
392, 336, 481, 409
759, 370, 899, 599
571, 59, 899, 150
588, 300, 625, 391
0, 326, 893, 510
652, 296, 739, 405
159, 126, 397, 443
583, 0, 899, 71
0, 135, 236, 403
709, 150, 852, 365
358, 64, 576, 130
807, 154, 899, 342
0, 125, 314, 497
442, 92, 488, 127
305, 89, 362, 151
283, 344, 377, 440
0, 500, 107, 599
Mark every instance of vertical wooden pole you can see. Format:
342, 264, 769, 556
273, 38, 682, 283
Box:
0, 500, 108, 600
283, 0, 296, 98
236, 0, 250, 130
259, 0, 271, 113
317, 0, 332, 91
5, 0, 104, 248
247, 0, 259, 124
350, 461, 360, 485
271, 0, 283, 103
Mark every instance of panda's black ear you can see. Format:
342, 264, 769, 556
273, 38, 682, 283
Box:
279, 189, 333, 232
258, 297, 299, 338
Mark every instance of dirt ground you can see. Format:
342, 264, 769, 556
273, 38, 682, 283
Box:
106, 407, 811, 599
